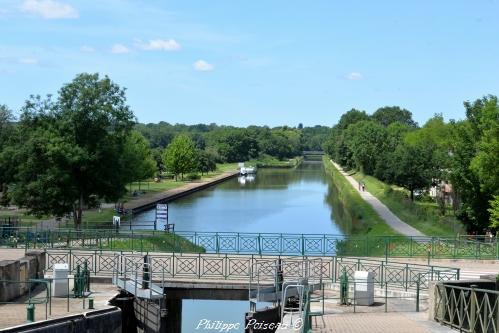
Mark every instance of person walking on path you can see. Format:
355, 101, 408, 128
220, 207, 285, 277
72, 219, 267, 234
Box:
330, 160, 426, 237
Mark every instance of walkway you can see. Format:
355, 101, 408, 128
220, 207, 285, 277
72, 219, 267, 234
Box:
330, 160, 426, 237
0, 283, 118, 329
312, 312, 454, 333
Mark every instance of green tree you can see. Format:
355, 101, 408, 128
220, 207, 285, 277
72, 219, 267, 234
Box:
489, 196, 499, 230
344, 120, 387, 175
372, 106, 418, 127
337, 109, 370, 129
122, 131, 157, 190
197, 149, 217, 175
0, 104, 14, 146
449, 120, 491, 232
469, 97, 499, 194
163, 134, 197, 180
6, 74, 135, 228
388, 140, 440, 201
0, 105, 15, 199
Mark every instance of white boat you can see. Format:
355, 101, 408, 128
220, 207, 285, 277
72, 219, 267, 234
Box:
240, 166, 257, 175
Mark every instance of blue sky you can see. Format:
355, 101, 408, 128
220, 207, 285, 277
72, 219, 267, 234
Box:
1, 0, 498, 126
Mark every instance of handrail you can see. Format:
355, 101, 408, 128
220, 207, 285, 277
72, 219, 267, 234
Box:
434, 283, 499, 333
2, 226, 497, 260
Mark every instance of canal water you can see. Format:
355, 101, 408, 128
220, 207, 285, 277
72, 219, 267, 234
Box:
133, 161, 349, 235
133, 161, 351, 332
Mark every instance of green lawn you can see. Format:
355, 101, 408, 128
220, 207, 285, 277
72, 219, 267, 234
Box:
123, 163, 238, 201
351, 172, 464, 236
247, 155, 303, 168
0, 163, 239, 229
100, 233, 205, 252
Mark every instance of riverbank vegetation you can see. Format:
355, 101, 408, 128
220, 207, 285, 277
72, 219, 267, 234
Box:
1, 72, 497, 234
101, 232, 205, 252
0, 73, 329, 228
350, 171, 462, 236
247, 155, 303, 168
323, 99, 499, 234
322, 156, 398, 236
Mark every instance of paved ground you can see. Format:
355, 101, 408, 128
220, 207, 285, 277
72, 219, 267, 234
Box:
0, 283, 118, 329
330, 160, 426, 237
311, 312, 454, 333
0, 248, 25, 261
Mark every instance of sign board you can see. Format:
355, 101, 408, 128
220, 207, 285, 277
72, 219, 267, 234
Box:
112, 216, 121, 226
156, 204, 168, 223
238, 162, 244, 168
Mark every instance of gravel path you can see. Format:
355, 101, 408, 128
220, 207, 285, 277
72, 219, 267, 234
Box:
330, 160, 426, 237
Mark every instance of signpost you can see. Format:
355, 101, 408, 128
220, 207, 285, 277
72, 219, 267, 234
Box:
156, 204, 173, 232
112, 216, 120, 230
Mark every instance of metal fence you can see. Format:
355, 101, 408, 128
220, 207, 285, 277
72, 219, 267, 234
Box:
0, 279, 51, 320
434, 283, 499, 333
43, 250, 459, 291
1, 227, 498, 259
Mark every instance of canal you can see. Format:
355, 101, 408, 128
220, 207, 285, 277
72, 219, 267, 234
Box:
132, 160, 353, 332
133, 160, 349, 235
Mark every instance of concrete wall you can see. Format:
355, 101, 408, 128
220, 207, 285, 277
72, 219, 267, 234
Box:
134, 297, 169, 333
0, 251, 46, 302
0, 260, 20, 302
0, 308, 122, 333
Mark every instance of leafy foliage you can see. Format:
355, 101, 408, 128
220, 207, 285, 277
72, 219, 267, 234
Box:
3, 73, 136, 228
162, 134, 198, 180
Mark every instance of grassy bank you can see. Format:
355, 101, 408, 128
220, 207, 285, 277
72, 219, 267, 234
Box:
0, 163, 239, 228
247, 155, 303, 168
351, 172, 463, 236
323, 156, 398, 237
100, 232, 205, 252
123, 162, 239, 201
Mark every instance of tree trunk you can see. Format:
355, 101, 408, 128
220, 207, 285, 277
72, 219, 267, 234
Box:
73, 193, 83, 229
410, 189, 414, 201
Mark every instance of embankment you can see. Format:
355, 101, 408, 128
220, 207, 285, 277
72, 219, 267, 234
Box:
322, 156, 398, 236
128, 171, 239, 214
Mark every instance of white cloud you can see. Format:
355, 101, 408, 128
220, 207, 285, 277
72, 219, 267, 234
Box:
135, 39, 181, 51
110, 44, 130, 54
80, 45, 95, 53
345, 72, 363, 80
193, 60, 214, 72
19, 57, 38, 65
20, 0, 79, 19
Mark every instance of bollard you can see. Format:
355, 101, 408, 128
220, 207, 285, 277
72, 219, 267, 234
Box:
26, 304, 35, 322
83, 260, 90, 292
88, 298, 94, 309
74, 264, 83, 298
340, 269, 348, 305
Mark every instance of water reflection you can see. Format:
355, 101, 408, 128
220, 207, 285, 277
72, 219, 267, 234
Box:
132, 161, 346, 235
237, 174, 255, 185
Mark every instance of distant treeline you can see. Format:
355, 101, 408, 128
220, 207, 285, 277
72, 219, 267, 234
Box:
323, 101, 499, 233
135, 122, 330, 163
0, 72, 497, 233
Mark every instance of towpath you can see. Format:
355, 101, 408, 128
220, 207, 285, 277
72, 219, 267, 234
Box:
330, 160, 426, 237
126, 170, 239, 213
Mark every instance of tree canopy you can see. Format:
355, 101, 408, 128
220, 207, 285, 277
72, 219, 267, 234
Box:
2, 73, 136, 228
163, 134, 198, 180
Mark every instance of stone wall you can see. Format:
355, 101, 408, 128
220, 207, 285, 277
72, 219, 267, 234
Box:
0, 251, 46, 302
